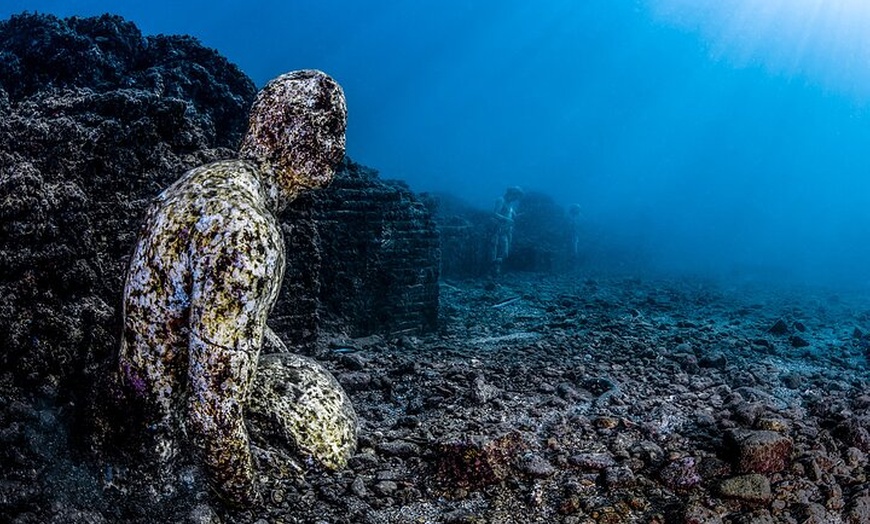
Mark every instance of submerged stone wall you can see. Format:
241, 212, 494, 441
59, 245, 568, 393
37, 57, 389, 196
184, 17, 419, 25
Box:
505, 191, 570, 273
315, 163, 439, 337
275, 160, 440, 348
432, 193, 493, 279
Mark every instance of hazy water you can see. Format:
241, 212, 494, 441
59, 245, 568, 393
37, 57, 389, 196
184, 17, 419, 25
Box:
4, 1, 870, 289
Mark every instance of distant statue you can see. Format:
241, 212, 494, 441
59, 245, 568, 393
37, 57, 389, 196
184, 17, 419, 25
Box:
567, 203, 583, 260
118, 70, 353, 506
490, 186, 524, 274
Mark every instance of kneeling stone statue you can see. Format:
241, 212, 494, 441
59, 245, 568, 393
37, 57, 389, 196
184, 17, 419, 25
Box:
118, 69, 357, 506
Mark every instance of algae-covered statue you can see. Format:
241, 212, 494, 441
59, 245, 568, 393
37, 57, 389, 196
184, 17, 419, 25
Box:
490, 186, 523, 274
118, 70, 356, 506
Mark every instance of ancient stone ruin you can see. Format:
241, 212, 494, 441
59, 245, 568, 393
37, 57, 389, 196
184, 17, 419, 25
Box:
0, 12, 439, 519
435, 190, 570, 278
277, 161, 440, 349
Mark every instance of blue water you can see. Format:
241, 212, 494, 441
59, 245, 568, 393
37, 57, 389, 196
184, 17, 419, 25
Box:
4, 0, 870, 289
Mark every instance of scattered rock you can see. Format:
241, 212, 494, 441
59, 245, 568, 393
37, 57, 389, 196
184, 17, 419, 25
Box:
733, 510, 775, 524
724, 429, 793, 474
373, 480, 398, 497
350, 476, 367, 497
794, 502, 836, 524
659, 457, 702, 490
603, 466, 635, 489
519, 453, 556, 478
568, 453, 617, 471
441, 509, 477, 523
435, 432, 527, 489
339, 353, 367, 371
683, 503, 723, 524
789, 335, 810, 348
835, 418, 870, 453
581, 377, 619, 396
337, 371, 375, 392
376, 440, 421, 458
188, 503, 221, 524
768, 319, 790, 336
470, 374, 500, 404
718, 474, 771, 502
631, 441, 665, 466
780, 372, 803, 389
699, 352, 728, 370
846, 494, 870, 524
756, 417, 789, 433
352, 335, 386, 351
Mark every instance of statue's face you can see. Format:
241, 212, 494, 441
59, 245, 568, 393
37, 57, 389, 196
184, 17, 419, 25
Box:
240, 70, 347, 195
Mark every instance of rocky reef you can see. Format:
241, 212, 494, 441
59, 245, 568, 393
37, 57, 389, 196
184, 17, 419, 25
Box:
0, 12, 258, 521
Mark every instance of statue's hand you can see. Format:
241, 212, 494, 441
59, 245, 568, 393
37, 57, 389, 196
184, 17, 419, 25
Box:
263, 325, 288, 354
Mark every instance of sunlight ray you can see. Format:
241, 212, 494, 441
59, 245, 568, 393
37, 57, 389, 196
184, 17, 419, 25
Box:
650, 0, 870, 99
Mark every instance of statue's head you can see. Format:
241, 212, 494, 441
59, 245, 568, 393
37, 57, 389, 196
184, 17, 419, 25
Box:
239, 69, 347, 199
504, 186, 524, 202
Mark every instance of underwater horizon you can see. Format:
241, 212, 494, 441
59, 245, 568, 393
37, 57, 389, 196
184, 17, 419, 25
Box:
4, 0, 870, 290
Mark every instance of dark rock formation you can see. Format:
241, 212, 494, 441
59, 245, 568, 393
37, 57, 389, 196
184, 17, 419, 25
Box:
768, 318, 790, 336
724, 429, 793, 474
435, 432, 528, 489
0, 12, 256, 392
0, 13, 253, 145
0, 12, 258, 520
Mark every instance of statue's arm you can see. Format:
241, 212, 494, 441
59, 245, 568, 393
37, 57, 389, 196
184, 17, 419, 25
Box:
263, 324, 289, 353
186, 220, 283, 506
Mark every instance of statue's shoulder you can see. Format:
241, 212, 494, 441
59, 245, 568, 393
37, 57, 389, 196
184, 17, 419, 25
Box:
156, 159, 262, 205
175, 159, 259, 187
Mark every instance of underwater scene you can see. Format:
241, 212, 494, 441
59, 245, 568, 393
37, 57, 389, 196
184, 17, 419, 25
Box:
2, 1, 870, 523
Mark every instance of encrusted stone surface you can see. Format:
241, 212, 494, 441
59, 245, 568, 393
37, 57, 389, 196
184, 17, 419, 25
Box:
119, 160, 288, 504
119, 68, 348, 506
239, 70, 346, 195
435, 432, 527, 489
719, 474, 772, 503
276, 160, 440, 344
247, 352, 358, 470
724, 429, 793, 474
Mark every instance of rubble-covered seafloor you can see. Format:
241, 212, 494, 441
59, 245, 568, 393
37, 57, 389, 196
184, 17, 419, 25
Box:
219, 272, 870, 524
2, 11, 870, 524
5, 270, 870, 523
